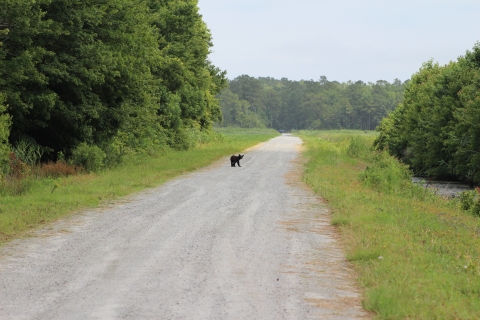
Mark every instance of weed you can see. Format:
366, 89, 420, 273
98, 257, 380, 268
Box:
70, 143, 106, 172
0, 176, 32, 196
347, 249, 382, 262
331, 217, 350, 226
11, 140, 43, 167
8, 152, 30, 178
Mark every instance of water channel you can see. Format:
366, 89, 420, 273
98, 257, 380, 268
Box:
412, 177, 473, 198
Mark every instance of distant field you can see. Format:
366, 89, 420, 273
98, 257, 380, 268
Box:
0, 128, 278, 244
298, 130, 480, 319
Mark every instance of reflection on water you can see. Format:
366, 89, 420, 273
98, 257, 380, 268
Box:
412, 177, 473, 197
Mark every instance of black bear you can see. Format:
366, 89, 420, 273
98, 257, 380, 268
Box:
230, 154, 244, 167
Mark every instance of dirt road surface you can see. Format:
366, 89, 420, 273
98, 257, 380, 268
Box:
0, 135, 368, 319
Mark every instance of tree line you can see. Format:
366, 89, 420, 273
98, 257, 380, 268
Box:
217, 75, 406, 131
0, 0, 226, 171
375, 43, 480, 184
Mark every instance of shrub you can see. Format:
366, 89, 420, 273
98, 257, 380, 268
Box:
346, 136, 370, 158
471, 199, 480, 216
359, 151, 412, 195
459, 190, 476, 211
197, 130, 225, 145
11, 140, 43, 167
169, 127, 197, 150
102, 137, 127, 168
8, 152, 30, 178
70, 143, 106, 172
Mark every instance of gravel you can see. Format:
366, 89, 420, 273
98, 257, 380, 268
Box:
0, 135, 368, 319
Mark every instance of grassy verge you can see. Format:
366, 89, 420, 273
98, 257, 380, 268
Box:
0, 128, 278, 244
298, 130, 480, 319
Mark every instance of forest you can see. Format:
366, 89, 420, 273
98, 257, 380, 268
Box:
1, 0, 479, 189
375, 43, 480, 184
0, 0, 227, 171
217, 75, 406, 131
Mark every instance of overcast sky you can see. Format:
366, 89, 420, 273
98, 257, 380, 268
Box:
197, 0, 480, 83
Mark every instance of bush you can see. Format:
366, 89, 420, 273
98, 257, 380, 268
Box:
8, 152, 30, 178
165, 122, 227, 151
70, 143, 106, 172
346, 136, 370, 158
359, 151, 412, 195
459, 190, 476, 211
471, 199, 480, 216
11, 140, 43, 167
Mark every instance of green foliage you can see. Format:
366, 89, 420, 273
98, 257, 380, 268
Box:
470, 199, 480, 216
376, 42, 480, 184
218, 88, 265, 128
346, 136, 370, 158
459, 190, 480, 216
373, 104, 408, 159
358, 151, 413, 195
219, 76, 405, 130
70, 143, 106, 172
459, 190, 476, 211
11, 140, 43, 167
0, 93, 11, 172
0, 0, 227, 162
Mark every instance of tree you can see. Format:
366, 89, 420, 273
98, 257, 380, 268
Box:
220, 75, 405, 131
375, 42, 480, 183
217, 88, 263, 128
0, 0, 159, 157
0, 93, 10, 171
148, 0, 226, 149
0, 0, 227, 158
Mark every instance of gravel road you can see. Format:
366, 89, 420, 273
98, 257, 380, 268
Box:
0, 135, 368, 319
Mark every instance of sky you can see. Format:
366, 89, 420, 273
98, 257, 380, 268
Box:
197, 0, 480, 83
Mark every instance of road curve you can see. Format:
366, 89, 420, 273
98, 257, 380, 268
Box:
0, 135, 368, 319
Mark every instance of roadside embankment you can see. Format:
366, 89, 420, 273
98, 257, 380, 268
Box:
299, 130, 480, 319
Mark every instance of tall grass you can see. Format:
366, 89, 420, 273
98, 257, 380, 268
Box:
299, 130, 480, 319
0, 128, 278, 244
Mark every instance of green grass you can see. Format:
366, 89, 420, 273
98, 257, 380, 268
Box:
0, 128, 278, 244
298, 130, 480, 319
